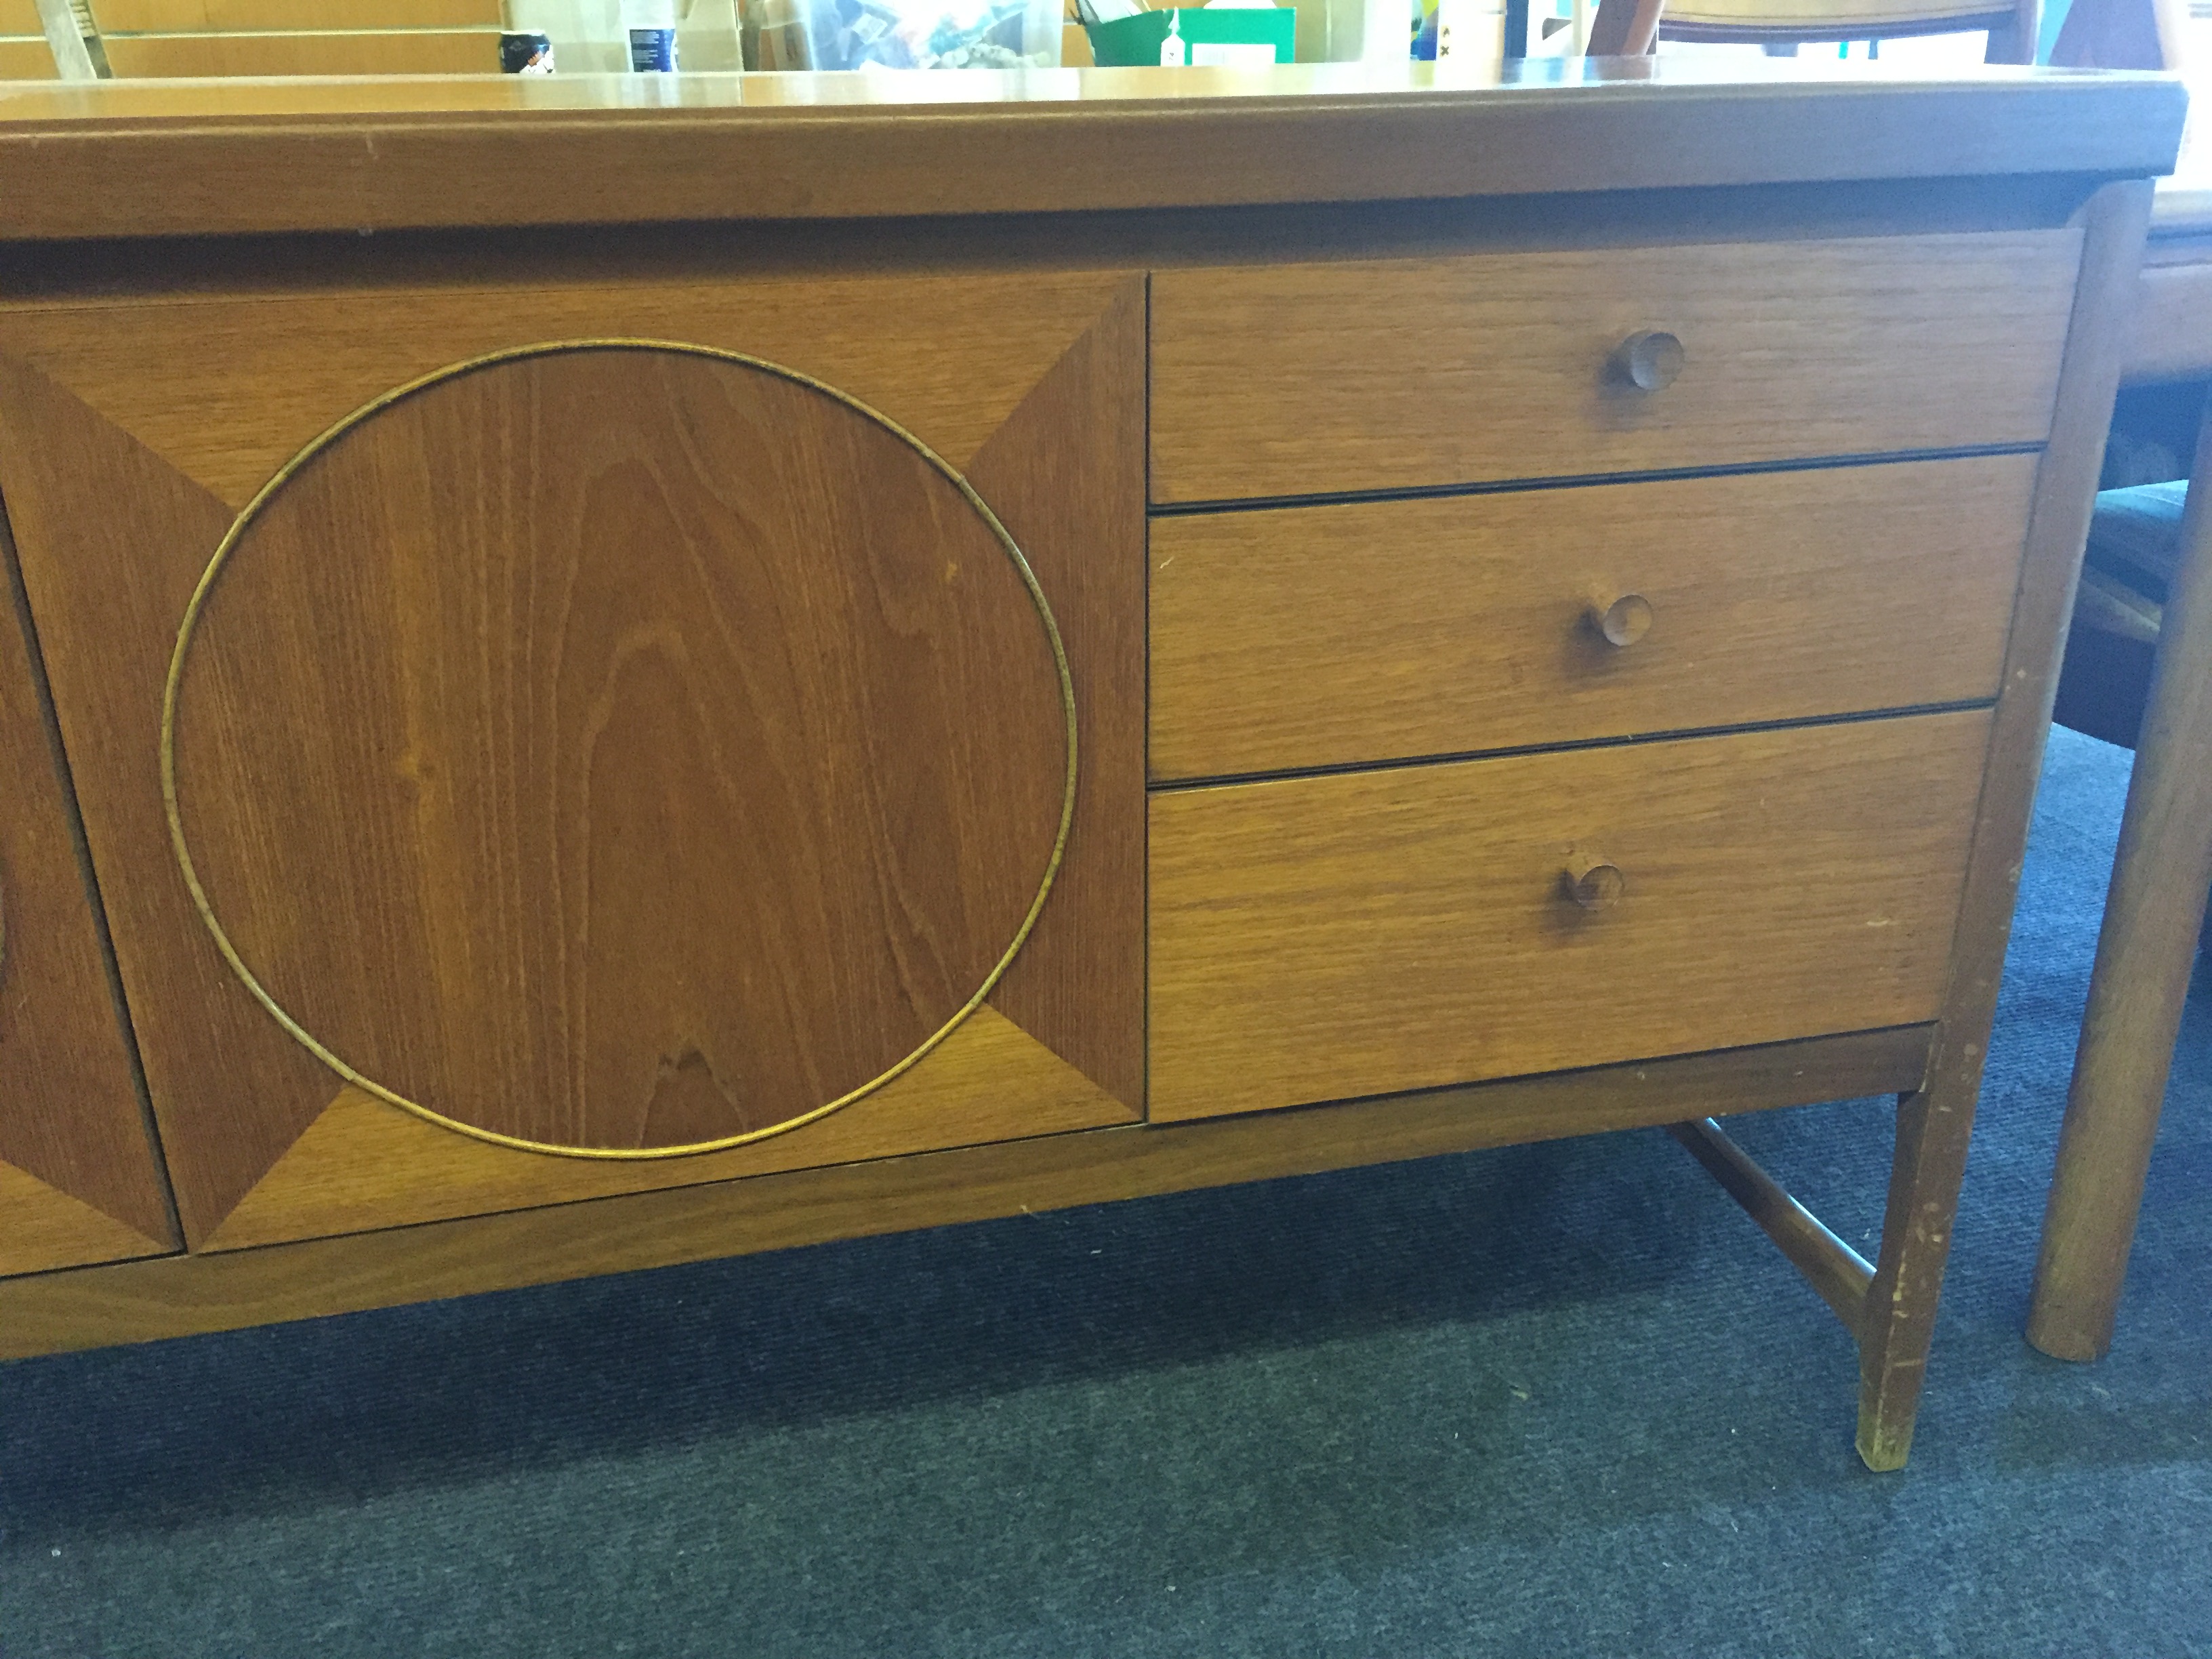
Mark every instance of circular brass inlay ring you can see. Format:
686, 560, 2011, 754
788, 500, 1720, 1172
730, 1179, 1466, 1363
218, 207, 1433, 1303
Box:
161, 340, 1078, 1160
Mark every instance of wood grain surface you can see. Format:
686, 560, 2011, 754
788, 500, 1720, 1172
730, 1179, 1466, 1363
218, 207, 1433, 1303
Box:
961, 280, 1147, 1109
167, 345, 1066, 1154
0, 274, 1117, 514
0, 270, 1145, 1242
0, 353, 338, 1250
1151, 232, 2081, 504
205, 1006, 1136, 1251
0, 69, 2183, 244
1149, 710, 1990, 1120
0, 1023, 1934, 1358
0, 40, 56, 77
1150, 454, 2034, 779
102, 30, 500, 77
0, 1164, 167, 1279
0, 510, 176, 1271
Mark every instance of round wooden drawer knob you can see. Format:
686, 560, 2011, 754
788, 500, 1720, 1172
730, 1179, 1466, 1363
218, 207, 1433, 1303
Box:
1589, 592, 1653, 648
1612, 330, 1685, 392
1565, 851, 1626, 912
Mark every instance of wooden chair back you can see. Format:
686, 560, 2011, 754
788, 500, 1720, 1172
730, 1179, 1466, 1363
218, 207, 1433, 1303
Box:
5, 0, 62, 77
83, 0, 503, 77
1589, 0, 2037, 60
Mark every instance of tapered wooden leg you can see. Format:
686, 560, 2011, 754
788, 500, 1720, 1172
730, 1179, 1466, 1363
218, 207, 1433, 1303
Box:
2029, 411, 2212, 1362
1849, 180, 2154, 1470
1845, 180, 2153, 1467
1856, 1085, 1975, 1471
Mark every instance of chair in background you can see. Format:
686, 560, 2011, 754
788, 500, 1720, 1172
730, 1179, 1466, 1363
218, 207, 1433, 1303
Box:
16, 0, 79, 76
41, 0, 743, 78
2031, 395, 2212, 1360
2053, 478, 2186, 751
50, 0, 509, 76
2024, 0, 2199, 1359
1586, 0, 2037, 61
5, 8, 59, 78
2046, 0, 2188, 70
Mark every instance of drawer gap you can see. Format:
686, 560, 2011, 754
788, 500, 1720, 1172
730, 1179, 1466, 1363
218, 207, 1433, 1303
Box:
1147, 698, 1998, 793
1147, 441, 2047, 518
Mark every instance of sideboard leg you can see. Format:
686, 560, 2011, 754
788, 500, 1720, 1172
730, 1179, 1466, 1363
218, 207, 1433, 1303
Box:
1853, 1085, 1973, 1471
1847, 182, 2158, 1471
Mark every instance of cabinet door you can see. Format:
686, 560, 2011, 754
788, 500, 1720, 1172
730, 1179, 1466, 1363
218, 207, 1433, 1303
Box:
0, 269, 1145, 1250
0, 533, 176, 1274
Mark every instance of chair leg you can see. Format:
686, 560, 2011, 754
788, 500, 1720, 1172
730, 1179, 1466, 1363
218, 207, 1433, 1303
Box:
1984, 0, 2036, 62
1856, 1084, 1976, 1471
2030, 430, 2212, 1360
1584, 0, 1664, 56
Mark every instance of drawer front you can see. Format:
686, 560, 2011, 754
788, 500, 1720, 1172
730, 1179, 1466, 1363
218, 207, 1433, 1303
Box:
1148, 710, 1986, 1121
1149, 230, 2081, 505
1151, 453, 2034, 781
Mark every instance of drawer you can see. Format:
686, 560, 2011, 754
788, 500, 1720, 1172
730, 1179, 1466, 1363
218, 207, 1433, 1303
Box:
1151, 453, 2034, 781
1149, 230, 2081, 505
1148, 710, 1986, 1121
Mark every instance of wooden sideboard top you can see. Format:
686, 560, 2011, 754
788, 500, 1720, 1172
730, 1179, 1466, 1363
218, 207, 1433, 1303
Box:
0, 59, 2184, 241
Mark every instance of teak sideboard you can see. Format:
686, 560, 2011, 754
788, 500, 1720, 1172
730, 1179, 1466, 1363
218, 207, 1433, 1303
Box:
0, 62, 2184, 1469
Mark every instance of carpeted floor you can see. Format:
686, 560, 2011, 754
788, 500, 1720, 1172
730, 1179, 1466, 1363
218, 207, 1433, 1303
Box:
3, 723, 2208, 1658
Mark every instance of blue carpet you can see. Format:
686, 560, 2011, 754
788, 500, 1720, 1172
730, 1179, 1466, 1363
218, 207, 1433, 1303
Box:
3, 724, 2208, 1657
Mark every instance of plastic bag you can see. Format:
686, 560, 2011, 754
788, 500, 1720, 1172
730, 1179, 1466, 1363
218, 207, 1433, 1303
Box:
798, 0, 1060, 68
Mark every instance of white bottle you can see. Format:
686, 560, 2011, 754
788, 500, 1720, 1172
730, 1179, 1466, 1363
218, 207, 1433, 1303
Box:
1160, 11, 1186, 64
1433, 0, 1505, 68
1351, 0, 1407, 62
